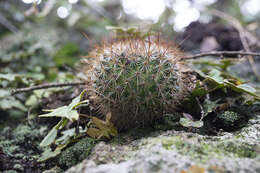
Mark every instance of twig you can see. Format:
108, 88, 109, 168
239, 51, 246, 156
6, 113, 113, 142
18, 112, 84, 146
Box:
11, 81, 85, 95
183, 51, 260, 60
0, 12, 18, 33
206, 9, 260, 80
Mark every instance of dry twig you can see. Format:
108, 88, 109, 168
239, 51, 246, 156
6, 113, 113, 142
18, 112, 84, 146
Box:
11, 81, 85, 95
206, 9, 260, 80
183, 51, 260, 60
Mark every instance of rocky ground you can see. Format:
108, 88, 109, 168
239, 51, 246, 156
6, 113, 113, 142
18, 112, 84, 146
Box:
64, 115, 260, 173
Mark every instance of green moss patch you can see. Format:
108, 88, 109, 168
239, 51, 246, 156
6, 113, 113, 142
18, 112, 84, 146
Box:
161, 136, 257, 163
58, 137, 96, 169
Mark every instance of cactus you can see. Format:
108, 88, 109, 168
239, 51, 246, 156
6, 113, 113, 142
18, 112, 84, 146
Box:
83, 35, 197, 130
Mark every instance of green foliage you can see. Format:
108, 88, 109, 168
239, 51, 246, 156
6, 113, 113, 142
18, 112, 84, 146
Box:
58, 138, 95, 169
215, 111, 241, 129
38, 90, 117, 162
38, 90, 89, 161
0, 27, 77, 118
53, 43, 79, 67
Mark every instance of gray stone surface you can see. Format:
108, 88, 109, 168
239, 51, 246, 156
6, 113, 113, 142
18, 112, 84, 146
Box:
66, 115, 260, 173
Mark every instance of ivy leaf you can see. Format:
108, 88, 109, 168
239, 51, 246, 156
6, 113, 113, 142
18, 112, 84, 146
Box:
39, 106, 79, 121
40, 126, 58, 147
203, 98, 221, 116
40, 119, 68, 147
55, 128, 76, 145
38, 144, 67, 162
207, 69, 224, 85
0, 97, 27, 111
224, 80, 260, 99
179, 117, 204, 128
39, 90, 88, 121
87, 112, 118, 139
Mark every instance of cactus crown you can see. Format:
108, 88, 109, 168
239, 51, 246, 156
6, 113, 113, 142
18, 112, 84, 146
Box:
83, 35, 195, 130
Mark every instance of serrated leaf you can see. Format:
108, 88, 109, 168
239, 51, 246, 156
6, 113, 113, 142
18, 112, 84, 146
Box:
179, 117, 204, 128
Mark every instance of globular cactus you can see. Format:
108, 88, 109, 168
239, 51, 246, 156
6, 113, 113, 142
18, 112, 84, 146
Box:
83, 35, 197, 130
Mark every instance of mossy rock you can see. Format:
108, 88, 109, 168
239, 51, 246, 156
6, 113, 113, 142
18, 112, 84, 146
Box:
58, 138, 96, 169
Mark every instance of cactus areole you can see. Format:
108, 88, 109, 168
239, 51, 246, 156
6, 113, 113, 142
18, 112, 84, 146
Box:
83, 35, 197, 130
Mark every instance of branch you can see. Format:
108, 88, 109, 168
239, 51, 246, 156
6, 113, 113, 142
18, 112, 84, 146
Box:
206, 9, 260, 80
11, 81, 85, 95
183, 51, 260, 60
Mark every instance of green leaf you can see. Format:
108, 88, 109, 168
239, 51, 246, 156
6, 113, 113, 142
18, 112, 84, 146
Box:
25, 95, 38, 107
39, 106, 79, 121
37, 145, 66, 162
55, 128, 75, 145
224, 81, 260, 99
207, 69, 224, 84
236, 84, 256, 93
179, 117, 203, 128
39, 90, 88, 121
203, 99, 220, 116
40, 127, 58, 147
0, 97, 27, 111
0, 89, 11, 98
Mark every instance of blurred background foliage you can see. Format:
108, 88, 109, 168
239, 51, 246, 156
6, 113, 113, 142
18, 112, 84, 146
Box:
0, 0, 260, 125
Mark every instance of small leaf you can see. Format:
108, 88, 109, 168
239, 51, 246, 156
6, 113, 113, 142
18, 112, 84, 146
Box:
86, 128, 102, 139
236, 84, 256, 93
39, 106, 79, 121
55, 128, 75, 144
207, 69, 224, 84
0, 89, 11, 98
38, 144, 67, 162
224, 80, 260, 99
40, 127, 57, 147
37, 147, 61, 162
179, 117, 203, 128
87, 113, 118, 139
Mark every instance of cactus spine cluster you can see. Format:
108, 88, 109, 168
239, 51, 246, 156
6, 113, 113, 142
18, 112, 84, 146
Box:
83, 35, 196, 130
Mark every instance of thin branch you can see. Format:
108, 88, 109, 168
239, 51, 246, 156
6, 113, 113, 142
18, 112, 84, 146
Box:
206, 9, 260, 80
183, 51, 260, 60
0, 12, 18, 33
11, 81, 85, 95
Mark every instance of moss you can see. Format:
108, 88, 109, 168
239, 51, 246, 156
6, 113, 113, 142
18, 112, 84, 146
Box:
0, 139, 19, 155
215, 141, 257, 158
214, 111, 246, 131
54, 42, 79, 67
13, 125, 40, 143
58, 138, 96, 169
160, 136, 257, 163
218, 111, 239, 124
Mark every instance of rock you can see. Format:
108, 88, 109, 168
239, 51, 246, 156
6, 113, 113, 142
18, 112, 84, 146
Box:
66, 115, 260, 173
